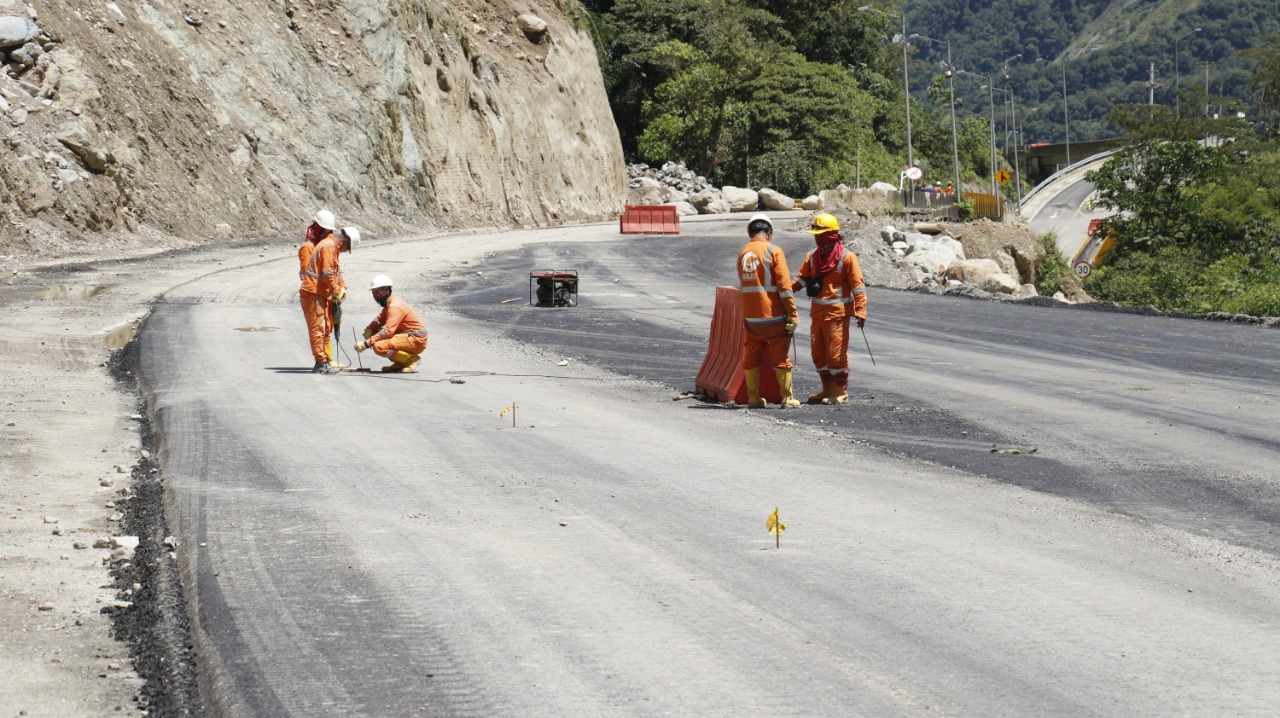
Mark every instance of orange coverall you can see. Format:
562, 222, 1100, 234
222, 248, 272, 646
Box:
298, 234, 346, 364
738, 237, 798, 370
796, 248, 867, 382
364, 294, 428, 359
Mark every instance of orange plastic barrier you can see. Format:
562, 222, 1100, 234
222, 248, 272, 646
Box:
695, 286, 782, 404
619, 205, 680, 234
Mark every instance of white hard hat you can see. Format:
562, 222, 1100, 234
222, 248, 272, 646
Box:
341, 226, 361, 251
749, 213, 772, 228
313, 209, 336, 230
369, 274, 393, 291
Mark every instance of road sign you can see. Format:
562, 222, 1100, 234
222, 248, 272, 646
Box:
1074, 261, 1093, 279
905, 165, 923, 181
995, 168, 1012, 185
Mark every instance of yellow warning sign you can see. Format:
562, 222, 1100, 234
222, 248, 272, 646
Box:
995, 168, 1012, 185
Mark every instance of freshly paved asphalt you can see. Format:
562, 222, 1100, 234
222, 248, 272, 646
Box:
137, 218, 1280, 716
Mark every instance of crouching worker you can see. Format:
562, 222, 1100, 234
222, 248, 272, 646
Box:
354, 275, 428, 373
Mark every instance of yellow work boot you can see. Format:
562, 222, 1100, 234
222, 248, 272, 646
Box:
744, 368, 766, 408
382, 350, 418, 373
807, 375, 830, 404
774, 368, 801, 408
400, 352, 421, 373
823, 374, 849, 405
324, 340, 334, 363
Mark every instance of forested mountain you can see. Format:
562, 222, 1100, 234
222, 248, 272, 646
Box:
909, 0, 1280, 146
584, 0, 1279, 194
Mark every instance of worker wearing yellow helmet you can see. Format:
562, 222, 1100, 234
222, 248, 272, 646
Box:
794, 213, 867, 404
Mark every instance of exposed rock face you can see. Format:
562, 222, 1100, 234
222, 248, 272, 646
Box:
0, 1, 626, 257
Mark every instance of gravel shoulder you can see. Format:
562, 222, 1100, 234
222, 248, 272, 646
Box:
0, 240, 372, 715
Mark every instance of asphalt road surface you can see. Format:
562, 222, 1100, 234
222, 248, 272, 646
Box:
1025, 161, 1110, 262
139, 218, 1280, 716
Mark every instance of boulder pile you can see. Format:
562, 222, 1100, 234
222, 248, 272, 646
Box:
1, 5, 57, 102
626, 162, 821, 217
879, 223, 1038, 299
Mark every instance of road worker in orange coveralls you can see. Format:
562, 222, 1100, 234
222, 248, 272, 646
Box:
737, 213, 801, 409
354, 275, 428, 373
298, 210, 355, 373
795, 213, 867, 404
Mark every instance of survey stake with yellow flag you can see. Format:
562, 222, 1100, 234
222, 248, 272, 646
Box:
766, 507, 785, 549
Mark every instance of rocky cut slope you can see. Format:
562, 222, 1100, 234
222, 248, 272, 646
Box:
0, 0, 625, 258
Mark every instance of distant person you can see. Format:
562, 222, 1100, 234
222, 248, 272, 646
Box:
945, 183, 954, 196
354, 275, 428, 373
299, 209, 352, 374
736, 213, 801, 408
794, 213, 867, 404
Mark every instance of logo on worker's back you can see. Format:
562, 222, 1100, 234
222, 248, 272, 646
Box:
740, 254, 760, 275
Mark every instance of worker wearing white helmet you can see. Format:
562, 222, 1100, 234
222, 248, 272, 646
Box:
354, 274, 429, 373
737, 212, 801, 408
298, 209, 353, 373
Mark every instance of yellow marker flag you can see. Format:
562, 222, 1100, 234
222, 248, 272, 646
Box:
766, 508, 785, 537
766, 507, 785, 549
499, 403, 518, 420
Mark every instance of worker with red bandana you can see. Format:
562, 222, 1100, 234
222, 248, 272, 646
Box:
795, 213, 867, 404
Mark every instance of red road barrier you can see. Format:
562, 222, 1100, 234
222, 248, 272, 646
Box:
619, 205, 680, 234
695, 286, 781, 404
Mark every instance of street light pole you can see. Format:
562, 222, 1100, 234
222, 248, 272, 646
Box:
911, 33, 961, 201
1001, 54, 1023, 213
1174, 27, 1201, 119
1038, 55, 1071, 168
963, 70, 999, 198
859, 6, 913, 170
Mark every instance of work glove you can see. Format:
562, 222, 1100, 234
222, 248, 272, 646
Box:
362, 328, 375, 340
332, 289, 346, 305
354, 341, 367, 353
784, 321, 798, 336
856, 316, 866, 329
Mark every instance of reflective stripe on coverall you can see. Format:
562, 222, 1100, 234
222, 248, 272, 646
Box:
298, 236, 347, 363
364, 294, 428, 358
797, 250, 867, 377
298, 235, 327, 363
738, 239, 798, 371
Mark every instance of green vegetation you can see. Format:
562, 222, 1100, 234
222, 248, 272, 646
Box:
906, 1, 1280, 144
1033, 232, 1071, 297
1083, 101, 1280, 316
584, 1, 1280, 315
586, 0, 988, 194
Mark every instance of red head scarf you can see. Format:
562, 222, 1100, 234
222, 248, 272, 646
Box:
812, 231, 845, 274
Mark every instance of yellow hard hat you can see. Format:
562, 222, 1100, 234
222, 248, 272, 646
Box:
806, 213, 840, 234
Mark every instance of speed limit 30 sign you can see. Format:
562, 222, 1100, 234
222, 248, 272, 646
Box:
1074, 261, 1093, 278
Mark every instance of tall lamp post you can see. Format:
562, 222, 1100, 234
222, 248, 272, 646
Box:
859, 5, 913, 171
959, 70, 999, 198
1173, 27, 1201, 119
911, 33, 961, 201
1000, 54, 1023, 214
1037, 56, 1071, 168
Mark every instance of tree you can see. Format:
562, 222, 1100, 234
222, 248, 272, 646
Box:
1085, 139, 1229, 253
